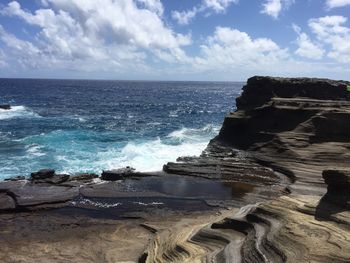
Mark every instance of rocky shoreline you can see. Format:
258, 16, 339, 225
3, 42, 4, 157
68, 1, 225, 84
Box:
1, 76, 349, 262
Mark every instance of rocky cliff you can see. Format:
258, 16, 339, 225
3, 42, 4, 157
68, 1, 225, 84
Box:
0, 76, 349, 263
149, 76, 350, 262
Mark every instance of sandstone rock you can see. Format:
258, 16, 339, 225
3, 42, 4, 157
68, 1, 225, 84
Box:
101, 167, 136, 181
31, 169, 55, 180
0, 104, 11, 110
216, 76, 350, 191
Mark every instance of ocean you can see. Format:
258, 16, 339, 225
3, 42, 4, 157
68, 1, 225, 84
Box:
0, 79, 243, 180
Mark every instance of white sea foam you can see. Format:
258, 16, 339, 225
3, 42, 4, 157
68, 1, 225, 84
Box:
112, 124, 220, 172
0, 124, 221, 179
58, 124, 221, 174
133, 201, 164, 206
71, 198, 121, 208
25, 144, 46, 157
0, 106, 40, 120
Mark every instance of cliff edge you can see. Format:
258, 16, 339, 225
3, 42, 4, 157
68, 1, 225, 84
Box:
157, 76, 350, 262
0, 76, 349, 263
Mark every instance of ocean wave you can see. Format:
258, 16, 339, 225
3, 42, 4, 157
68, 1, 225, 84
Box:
0, 124, 221, 179
106, 124, 220, 172
65, 125, 219, 173
167, 124, 220, 143
0, 106, 40, 120
25, 144, 46, 157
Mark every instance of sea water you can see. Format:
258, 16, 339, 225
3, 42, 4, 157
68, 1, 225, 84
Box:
0, 79, 243, 179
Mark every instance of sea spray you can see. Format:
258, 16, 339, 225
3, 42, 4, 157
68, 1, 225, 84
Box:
0, 79, 241, 179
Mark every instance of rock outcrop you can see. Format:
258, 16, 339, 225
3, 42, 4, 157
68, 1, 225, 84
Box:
0, 76, 349, 263
0, 104, 11, 110
101, 166, 137, 181
217, 76, 350, 193
142, 76, 350, 263
321, 169, 350, 209
31, 169, 56, 180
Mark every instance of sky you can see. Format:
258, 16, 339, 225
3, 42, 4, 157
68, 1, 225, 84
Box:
0, 0, 349, 81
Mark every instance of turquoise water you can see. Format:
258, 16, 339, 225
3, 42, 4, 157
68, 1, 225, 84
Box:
0, 79, 242, 179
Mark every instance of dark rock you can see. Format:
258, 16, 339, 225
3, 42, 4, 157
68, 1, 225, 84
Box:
163, 140, 279, 184
4, 176, 26, 181
0, 193, 16, 210
31, 169, 55, 180
101, 167, 136, 181
236, 76, 350, 111
33, 174, 70, 185
322, 169, 350, 185
0, 104, 11, 110
0, 180, 79, 209
176, 156, 198, 162
70, 173, 98, 181
322, 170, 350, 198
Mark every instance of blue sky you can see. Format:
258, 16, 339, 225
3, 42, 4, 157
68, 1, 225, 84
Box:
0, 0, 349, 80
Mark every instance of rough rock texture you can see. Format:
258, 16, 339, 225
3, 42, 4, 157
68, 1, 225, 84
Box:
142, 76, 350, 262
0, 192, 16, 210
101, 167, 138, 181
218, 76, 350, 194
69, 173, 98, 182
31, 169, 55, 180
4, 175, 25, 181
0, 76, 349, 262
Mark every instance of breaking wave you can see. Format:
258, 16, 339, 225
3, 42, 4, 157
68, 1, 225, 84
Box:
0, 106, 40, 120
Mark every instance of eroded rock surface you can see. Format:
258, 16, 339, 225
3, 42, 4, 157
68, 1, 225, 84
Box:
0, 76, 349, 263
143, 76, 350, 262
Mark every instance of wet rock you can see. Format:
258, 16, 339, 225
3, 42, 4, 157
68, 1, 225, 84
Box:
0, 193, 16, 210
164, 140, 279, 184
101, 167, 136, 181
33, 174, 70, 185
12, 184, 77, 208
176, 156, 198, 162
31, 169, 55, 180
70, 173, 98, 182
4, 176, 26, 181
0, 104, 11, 110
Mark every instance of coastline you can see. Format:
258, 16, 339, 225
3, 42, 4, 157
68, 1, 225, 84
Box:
1, 76, 349, 262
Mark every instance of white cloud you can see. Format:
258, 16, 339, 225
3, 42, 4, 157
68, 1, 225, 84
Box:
261, 0, 295, 19
202, 0, 238, 12
292, 24, 324, 59
172, 0, 238, 25
172, 9, 197, 25
309, 16, 350, 63
326, 0, 350, 8
0, 49, 7, 68
193, 27, 290, 72
0, 1, 349, 80
137, 0, 164, 15
0, 0, 191, 73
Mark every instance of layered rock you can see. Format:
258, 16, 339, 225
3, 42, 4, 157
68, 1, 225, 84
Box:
216, 76, 350, 193
142, 76, 350, 263
1, 76, 350, 263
